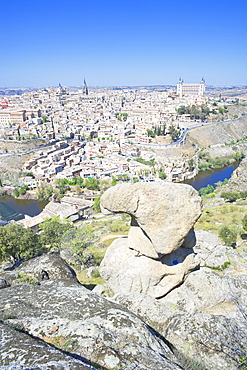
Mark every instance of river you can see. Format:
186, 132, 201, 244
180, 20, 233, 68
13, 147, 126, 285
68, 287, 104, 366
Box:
0, 164, 237, 221
184, 163, 238, 191
0, 195, 48, 219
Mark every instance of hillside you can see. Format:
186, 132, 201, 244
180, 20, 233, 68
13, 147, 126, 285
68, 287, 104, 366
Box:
187, 116, 247, 148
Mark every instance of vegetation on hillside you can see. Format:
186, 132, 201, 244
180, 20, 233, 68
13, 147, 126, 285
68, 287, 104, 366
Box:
177, 104, 211, 121
0, 217, 96, 266
197, 150, 244, 171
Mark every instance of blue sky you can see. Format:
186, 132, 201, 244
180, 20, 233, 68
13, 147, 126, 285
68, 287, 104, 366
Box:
1, 0, 247, 87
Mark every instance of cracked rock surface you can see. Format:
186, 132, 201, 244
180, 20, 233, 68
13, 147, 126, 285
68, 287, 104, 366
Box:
0, 282, 182, 370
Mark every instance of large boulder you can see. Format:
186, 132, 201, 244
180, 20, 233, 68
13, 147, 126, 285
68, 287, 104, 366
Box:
0, 282, 182, 370
100, 237, 199, 298
15, 253, 81, 286
194, 230, 230, 268
100, 182, 201, 298
100, 182, 202, 257
113, 268, 247, 370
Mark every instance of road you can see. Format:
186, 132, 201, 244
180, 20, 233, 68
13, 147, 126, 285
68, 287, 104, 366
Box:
135, 115, 246, 148
0, 115, 246, 156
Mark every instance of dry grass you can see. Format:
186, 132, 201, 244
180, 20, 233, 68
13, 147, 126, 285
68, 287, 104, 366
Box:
195, 197, 247, 241
76, 269, 104, 286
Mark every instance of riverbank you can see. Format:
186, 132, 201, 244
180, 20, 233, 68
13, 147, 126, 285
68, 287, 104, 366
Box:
184, 163, 237, 191
0, 195, 48, 218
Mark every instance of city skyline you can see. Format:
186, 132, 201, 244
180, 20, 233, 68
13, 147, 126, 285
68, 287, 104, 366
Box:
1, 0, 247, 87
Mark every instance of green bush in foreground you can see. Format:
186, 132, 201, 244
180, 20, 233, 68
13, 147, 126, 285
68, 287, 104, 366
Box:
218, 226, 237, 246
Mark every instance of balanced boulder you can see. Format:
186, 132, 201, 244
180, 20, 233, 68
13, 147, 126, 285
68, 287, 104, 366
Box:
100, 182, 201, 298
100, 182, 202, 257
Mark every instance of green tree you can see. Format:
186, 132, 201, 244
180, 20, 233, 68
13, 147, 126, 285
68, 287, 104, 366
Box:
61, 225, 95, 263
122, 113, 128, 121
111, 177, 117, 186
0, 224, 44, 263
218, 107, 224, 115
41, 114, 49, 123
36, 182, 53, 200
218, 226, 237, 246
84, 178, 99, 190
169, 124, 180, 141
99, 179, 111, 191
233, 151, 245, 161
24, 172, 35, 178
72, 176, 84, 186
162, 124, 166, 135
199, 184, 215, 196
13, 189, 20, 197
54, 178, 70, 195
39, 216, 74, 250
147, 129, 155, 138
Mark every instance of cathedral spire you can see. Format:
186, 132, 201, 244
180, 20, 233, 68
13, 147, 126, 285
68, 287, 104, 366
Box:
83, 78, 88, 95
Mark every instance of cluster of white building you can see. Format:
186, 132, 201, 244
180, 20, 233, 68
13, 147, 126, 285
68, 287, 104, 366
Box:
1, 80, 213, 184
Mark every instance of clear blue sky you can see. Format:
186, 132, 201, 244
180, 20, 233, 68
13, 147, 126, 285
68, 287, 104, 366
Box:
1, 0, 247, 87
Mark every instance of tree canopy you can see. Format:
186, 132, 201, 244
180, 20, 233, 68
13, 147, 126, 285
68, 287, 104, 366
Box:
0, 224, 45, 263
177, 104, 210, 121
0, 216, 96, 265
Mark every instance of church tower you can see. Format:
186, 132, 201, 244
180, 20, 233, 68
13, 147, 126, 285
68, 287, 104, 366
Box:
82, 79, 88, 95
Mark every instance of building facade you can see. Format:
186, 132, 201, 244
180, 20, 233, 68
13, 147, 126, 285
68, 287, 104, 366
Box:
0, 109, 26, 125
176, 78, 205, 97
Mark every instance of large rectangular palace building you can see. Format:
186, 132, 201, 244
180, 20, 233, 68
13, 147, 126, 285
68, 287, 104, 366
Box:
176, 78, 205, 97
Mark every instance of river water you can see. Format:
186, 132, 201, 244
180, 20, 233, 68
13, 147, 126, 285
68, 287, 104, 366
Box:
0, 195, 48, 219
0, 164, 237, 220
184, 163, 237, 191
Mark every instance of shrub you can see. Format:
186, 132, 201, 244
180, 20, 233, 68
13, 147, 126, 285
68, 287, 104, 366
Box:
158, 171, 166, 179
17, 273, 38, 285
218, 226, 237, 246
93, 197, 101, 213
91, 268, 101, 279
199, 184, 214, 196
221, 191, 240, 202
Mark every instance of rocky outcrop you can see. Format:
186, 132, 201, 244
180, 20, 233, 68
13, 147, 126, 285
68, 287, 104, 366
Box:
194, 230, 230, 268
113, 267, 247, 370
100, 182, 202, 298
0, 254, 81, 288
15, 253, 81, 286
98, 179, 247, 370
101, 182, 202, 257
0, 321, 94, 369
0, 282, 182, 370
100, 237, 199, 298
222, 156, 247, 193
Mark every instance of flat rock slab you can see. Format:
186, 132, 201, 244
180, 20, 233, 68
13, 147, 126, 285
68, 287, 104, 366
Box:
0, 282, 182, 370
0, 321, 94, 369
